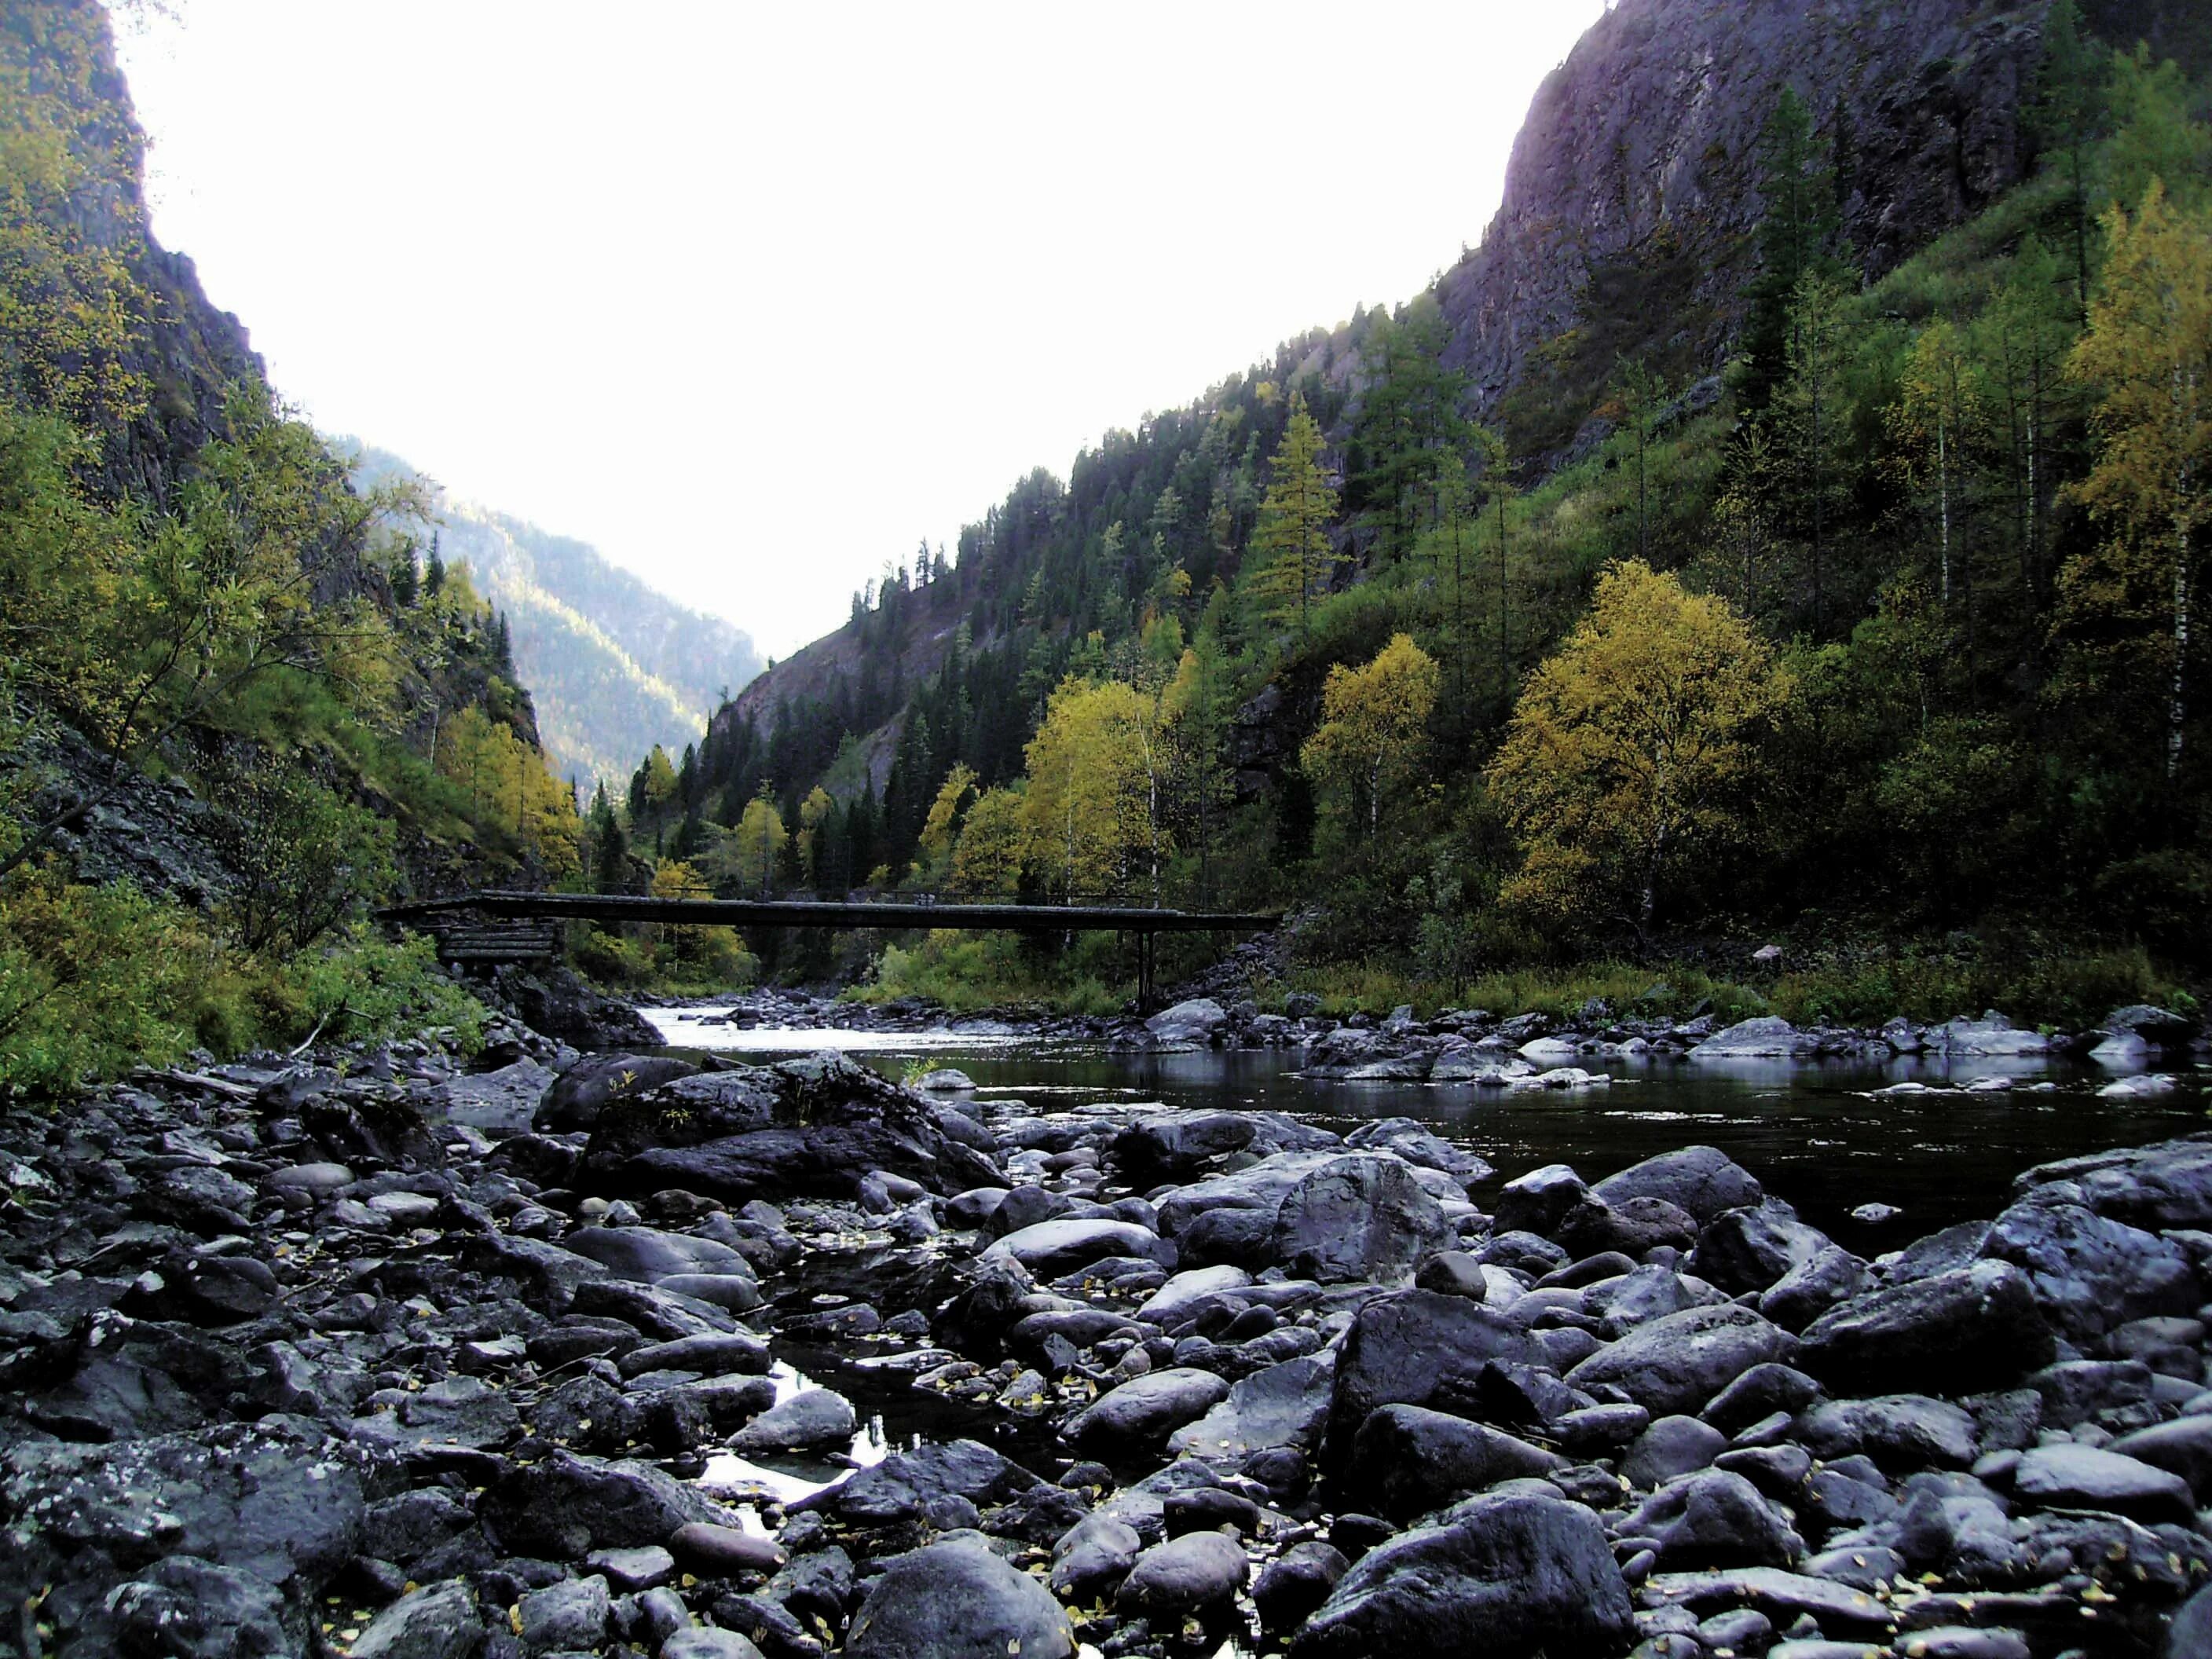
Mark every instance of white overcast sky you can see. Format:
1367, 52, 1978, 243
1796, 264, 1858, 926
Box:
115, 1, 1607, 657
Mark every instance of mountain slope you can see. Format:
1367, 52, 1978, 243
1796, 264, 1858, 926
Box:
690, 0, 2060, 788
347, 445, 764, 788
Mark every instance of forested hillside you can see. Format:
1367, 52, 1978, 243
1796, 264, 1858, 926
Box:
601, 0, 2212, 1019
345, 445, 763, 789
0, 1, 578, 1089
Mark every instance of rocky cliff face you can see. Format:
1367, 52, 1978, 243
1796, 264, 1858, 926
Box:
11, 1, 265, 503
1432, 0, 2045, 407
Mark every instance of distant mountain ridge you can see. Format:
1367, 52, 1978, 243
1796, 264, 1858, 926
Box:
346, 444, 764, 788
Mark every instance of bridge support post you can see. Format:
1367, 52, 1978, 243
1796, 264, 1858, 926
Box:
1135, 929, 1157, 1013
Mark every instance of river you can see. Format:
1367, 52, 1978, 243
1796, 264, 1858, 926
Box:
641, 1003, 2210, 1530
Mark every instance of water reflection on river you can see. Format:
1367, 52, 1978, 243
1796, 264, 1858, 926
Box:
646, 1005, 2209, 1252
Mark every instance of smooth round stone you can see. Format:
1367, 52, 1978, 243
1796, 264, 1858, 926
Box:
368, 1192, 441, 1225
656, 1273, 763, 1311
1115, 1529, 1248, 1620
669, 1522, 785, 1573
268, 1162, 353, 1192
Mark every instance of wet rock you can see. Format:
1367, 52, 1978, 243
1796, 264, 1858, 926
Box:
1329, 1300, 1539, 1476
1291, 1491, 1634, 1657
1067, 1367, 1232, 1454
2011, 1443, 2196, 1525
1117, 1528, 1250, 1621
1146, 998, 1231, 1045
1168, 1353, 1334, 1463
914, 1068, 976, 1092
1052, 1512, 1144, 1601
729, 1388, 856, 1452
518, 1574, 611, 1649
1796, 1394, 1977, 1470
1690, 1201, 1832, 1295
1704, 1362, 1822, 1433
843, 1536, 1074, 1659
536, 1053, 699, 1133
1556, 1192, 1699, 1258
105, 1555, 297, 1658
1594, 1147, 1764, 1224
617, 1331, 771, 1377
661, 1630, 769, 1659
1566, 1303, 1795, 1417
1272, 1152, 1450, 1283
1621, 1415, 1729, 1488
1759, 1245, 1867, 1331
1343, 1117, 1492, 1180
479, 1451, 734, 1559
563, 1224, 760, 1289
1492, 1164, 1590, 1236
351, 1374, 521, 1451
670, 1521, 785, 1573
1796, 1260, 2053, 1393
1979, 1196, 2198, 1343
1624, 1467, 1804, 1568
983, 1218, 1173, 1277
1255, 1540, 1350, 1632
584, 1053, 1001, 1202
1929, 1014, 2049, 1057
798, 1438, 1041, 1525
2108, 1415, 2212, 1501
349, 1577, 484, 1659
1349, 1404, 1566, 1521
1690, 1017, 1816, 1060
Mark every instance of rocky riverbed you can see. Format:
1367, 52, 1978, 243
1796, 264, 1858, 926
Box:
5, 1005, 2212, 1659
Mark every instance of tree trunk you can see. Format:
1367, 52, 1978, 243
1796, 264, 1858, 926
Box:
2174, 514, 2192, 782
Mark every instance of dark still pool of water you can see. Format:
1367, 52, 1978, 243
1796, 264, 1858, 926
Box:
648, 1010, 2211, 1254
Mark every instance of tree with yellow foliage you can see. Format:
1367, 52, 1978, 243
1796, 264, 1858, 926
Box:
434, 705, 579, 877
949, 786, 1025, 895
2064, 180, 2211, 781
1488, 562, 1793, 932
1019, 678, 1168, 901
795, 785, 834, 886
1886, 320, 1987, 612
916, 763, 979, 881
716, 789, 789, 896
1301, 633, 1438, 843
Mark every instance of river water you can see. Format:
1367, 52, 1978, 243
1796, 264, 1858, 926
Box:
643, 1006, 2210, 1520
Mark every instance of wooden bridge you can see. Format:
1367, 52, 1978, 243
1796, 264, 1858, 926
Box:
379, 889, 1279, 1004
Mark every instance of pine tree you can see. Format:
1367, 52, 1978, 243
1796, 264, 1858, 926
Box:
1245, 391, 1342, 636
1739, 88, 1843, 408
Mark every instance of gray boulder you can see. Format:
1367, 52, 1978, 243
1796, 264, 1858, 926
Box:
1272, 1152, 1449, 1283
1291, 1492, 1633, 1658
2012, 1444, 2196, 1525
1796, 1260, 2053, 1393
1594, 1147, 1763, 1222
844, 1536, 1075, 1659
1146, 998, 1232, 1043
479, 1452, 734, 1559
1324, 1290, 1535, 1471
1689, 1201, 1832, 1294
1115, 1529, 1248, 1621
983, 1218, 1174, 1277
1979, 1196, 2198, 1343
729, 1388, 857, 1452
1348, 1404, 1566, 1521
1623, 1468, 1804, 1569
1690, 1018, 1815, 1060
1168, 1354, 1335, 1462
350, 1578, 484, 1659
1067, 1368, 1232, 1454
1566, 1304, 1795, 1417
535, 1053, 698, 1133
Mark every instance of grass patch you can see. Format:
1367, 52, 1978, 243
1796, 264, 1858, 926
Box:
844, 929, 1130, 1017
1770, 943, 2191, 1030
1252, 958, 1768, 1023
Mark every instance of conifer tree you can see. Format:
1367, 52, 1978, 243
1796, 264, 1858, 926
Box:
1244, 391, 1342, 636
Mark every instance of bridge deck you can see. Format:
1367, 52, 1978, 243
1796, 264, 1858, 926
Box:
380, 890, 1277, 935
